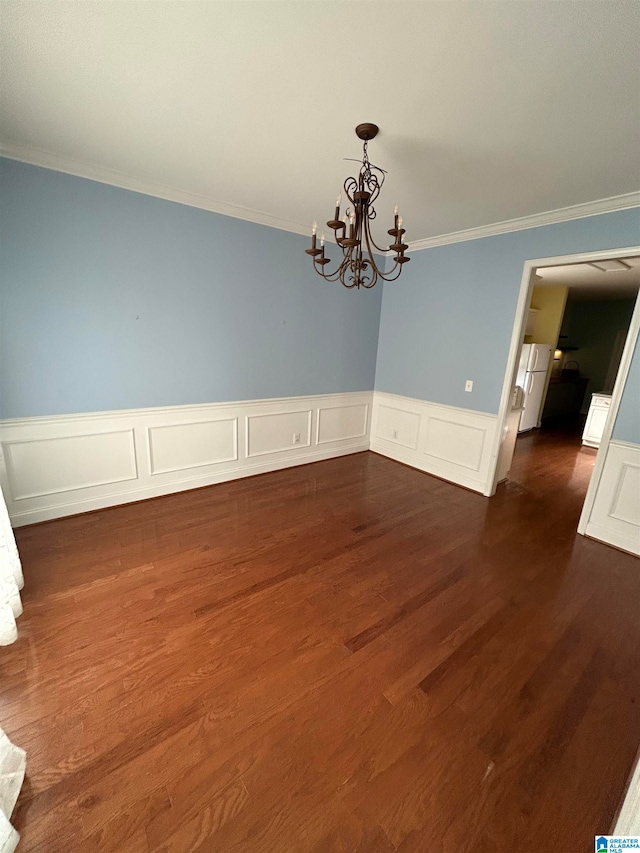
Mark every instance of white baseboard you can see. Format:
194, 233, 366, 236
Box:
370, 391, 498, 495
0, 392, 372, 526
584, 440, 640, 556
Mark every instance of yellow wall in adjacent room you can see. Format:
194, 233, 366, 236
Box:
525, 285, 569, 419
528, 285, 569, 346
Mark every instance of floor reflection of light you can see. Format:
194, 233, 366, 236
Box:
567, 447, 597, 490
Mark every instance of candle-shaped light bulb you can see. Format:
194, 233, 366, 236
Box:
349, 211, 355, 224
312, 221, 317, 235
394, 204, 399, 216
320, 232, 325, 247
336, 193, 342, 207
398, 216, 403, 231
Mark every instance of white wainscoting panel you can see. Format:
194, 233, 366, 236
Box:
0, 392, 372, 526
610, 462, 640, 526
317, 403, 368, 445
375, 404, 421, 451
4, 430, 137, 500
424, 418, 486, 472
148, 418, 238, 475
585, 440, 640, 555
371, 392, 498, 494
246, 409, 312, 458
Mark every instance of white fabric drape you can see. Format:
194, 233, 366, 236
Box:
0, 488, 26, 850
0, 730, 25, 853
0, 487, 23, 647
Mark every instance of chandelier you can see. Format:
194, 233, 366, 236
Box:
305, 123, 410, 289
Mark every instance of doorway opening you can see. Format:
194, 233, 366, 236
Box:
489, 247, 640, 547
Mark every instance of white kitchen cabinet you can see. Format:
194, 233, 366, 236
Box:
582, 393, 612, 448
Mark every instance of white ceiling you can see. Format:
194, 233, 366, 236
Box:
536, 257, 640, 301
1, 2, 639, 244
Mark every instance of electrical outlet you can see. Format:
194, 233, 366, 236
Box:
293, 433, 301, 445
465, 380, 473, 392
392, 429, 399, 439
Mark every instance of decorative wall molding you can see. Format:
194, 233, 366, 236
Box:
2, 387, 636, 549
2, 146, 638, 249
406, 192, 640, 252
246, 409, 312, 458
584, 440, 640, 556
370, 391, 498, 494
147, 418, 238, 476
3, 429, 138, 500
317, 403, 368, 446
0, 392, 372, 526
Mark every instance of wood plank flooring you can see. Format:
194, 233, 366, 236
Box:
3, 426, 640, 851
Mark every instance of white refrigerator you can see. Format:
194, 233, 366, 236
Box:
516, 343, 552, 432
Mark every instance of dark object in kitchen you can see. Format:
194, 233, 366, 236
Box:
561, 360, 580, 381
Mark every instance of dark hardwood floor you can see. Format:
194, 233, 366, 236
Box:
3, 428, 640, 851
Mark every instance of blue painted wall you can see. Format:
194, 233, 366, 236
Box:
614, 341, 640, 444
0, 159, 383, 418
375, 209, 640, 438
1, 158, 638, 445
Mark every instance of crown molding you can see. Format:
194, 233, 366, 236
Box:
2, 143, 638, 250
0, 142, 312, 238
406, 191, 640, 252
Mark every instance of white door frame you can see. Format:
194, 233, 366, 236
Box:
484, 246, 640, 530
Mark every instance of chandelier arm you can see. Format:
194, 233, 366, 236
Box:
315, 246, 356, 282
377, 262, 405, 283
366, 230, 393, 255
358, 214, 378, 289
363, 220, 407, 282
316, 261, 349, 283
343, 278, 361, 289
365, 167, 384, 209
343, 255, 362, 288
360, 189, 393, 255
344, 177, 358, 207
365, 264, 379, 289
317, 267, 342, 282
364, 226, 402, 283
350, 228, 376, 290
362, 222, 385, 281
